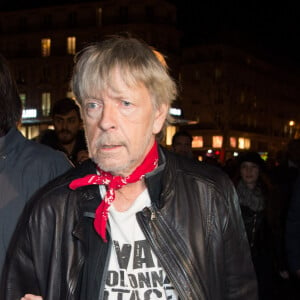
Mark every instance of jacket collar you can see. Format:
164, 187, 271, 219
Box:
72, 146, 168, 240
144, 146, 166, 208
71, 159, 100, 240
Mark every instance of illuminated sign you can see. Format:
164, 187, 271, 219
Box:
169, 107, 182, 116
22, 109, 37, 119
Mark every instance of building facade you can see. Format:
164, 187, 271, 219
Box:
175, 45, 300, 161
0, 0, 180, 138
1, 0, 299, 162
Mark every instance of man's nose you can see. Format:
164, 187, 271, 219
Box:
97, 104, 116, 131
61, 120, 68, 129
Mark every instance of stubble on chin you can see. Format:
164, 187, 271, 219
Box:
93, 157, 132, 176
90, 149, 125, 174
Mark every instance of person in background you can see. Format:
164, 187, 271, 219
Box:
171, 130, 194, 159
234, 151, 277, 299
285, 140, 300, 299
37, 97, 89, 165
285, 174, 300, 296
2, 35, 257, 300
0, 53, 72, 279
266, 139, 300, 299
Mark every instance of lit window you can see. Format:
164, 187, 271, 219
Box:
19, 125, 40, 139
238, 137, 251, 149
19, 93, 26, 108
41, 38, 51, 57
67, 36, 76, 55
244, 138, 251, 149
230, 137, 237, 148
238, 138, 245, 149
192, 136, 203, 148
212, 136, 223, 148
41, 92, 51, 116
166, 125, 176, 146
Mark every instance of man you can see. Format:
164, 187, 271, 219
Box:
171, 130, 194, 158
285, 140, 300, 296
37, 97, 89, 165
1, 36, 257, 299
0, 54, 72, 278
285, 173, 300, 296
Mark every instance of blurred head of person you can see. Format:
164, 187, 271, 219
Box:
238, 152, 265, 189
71, 34, 177, 176
287, 138, 300, 169
51, 97, 82, 146
0, 54, 22, 136
171, 130, 193, 158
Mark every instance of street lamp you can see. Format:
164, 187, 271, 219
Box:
289, 120, 295, 138
289, 120, 295, 127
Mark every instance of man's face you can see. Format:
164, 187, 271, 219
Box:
53, 109, 81, 145
173, 136, 192, 157
81, 68, 167, 177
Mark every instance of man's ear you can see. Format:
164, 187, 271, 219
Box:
153, 103, 168, 134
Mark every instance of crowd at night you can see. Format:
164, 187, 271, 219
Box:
0, 1, 300, 299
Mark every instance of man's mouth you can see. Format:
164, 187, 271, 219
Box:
59, 131, 71, 135
103, 144, 116, 147
100, 144, 121, 150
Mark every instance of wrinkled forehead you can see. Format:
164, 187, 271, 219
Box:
80, 64, 145, 100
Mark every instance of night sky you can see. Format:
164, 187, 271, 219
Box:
1, 0, 299, 69
174, 1, 300, 68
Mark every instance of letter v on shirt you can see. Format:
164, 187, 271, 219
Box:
104, 188, 179, 299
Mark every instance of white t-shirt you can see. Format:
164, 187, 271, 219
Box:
103, 188, 179, 300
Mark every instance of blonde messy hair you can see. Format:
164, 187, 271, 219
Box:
70, 35, 177, 136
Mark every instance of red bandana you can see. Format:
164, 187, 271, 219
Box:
69, 141, 158, 242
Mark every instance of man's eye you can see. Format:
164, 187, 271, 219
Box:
86, 102, 98, 109
122, 100, 131, 107
54, 118, 63, 124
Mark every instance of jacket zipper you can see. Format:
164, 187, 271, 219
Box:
97, 231, 113, 300
137, 206, 204, 300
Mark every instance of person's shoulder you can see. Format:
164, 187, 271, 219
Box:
44, 158, 96, 187
12, 130, 61, 159
24, 138, 68, 161
30, 159, 97, 203
18, 139, 73, 175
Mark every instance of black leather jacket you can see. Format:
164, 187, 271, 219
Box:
1, 148, 257, 299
